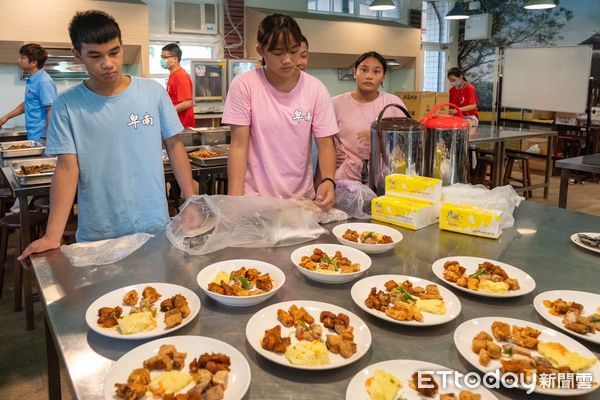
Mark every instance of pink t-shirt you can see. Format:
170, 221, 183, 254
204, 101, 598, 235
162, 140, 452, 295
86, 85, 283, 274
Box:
333, 91, 407, 181
222, 68, 338, 199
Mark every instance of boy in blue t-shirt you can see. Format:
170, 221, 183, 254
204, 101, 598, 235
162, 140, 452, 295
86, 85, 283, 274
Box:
19, 10, 196, 259
0, 43, 57, 141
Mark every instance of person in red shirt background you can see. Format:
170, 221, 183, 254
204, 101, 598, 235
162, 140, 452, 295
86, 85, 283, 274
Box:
447, 67, 479, 124
161, 43, 195, 128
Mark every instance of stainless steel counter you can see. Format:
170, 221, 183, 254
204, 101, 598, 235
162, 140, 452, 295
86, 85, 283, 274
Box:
31, 201, 600, 400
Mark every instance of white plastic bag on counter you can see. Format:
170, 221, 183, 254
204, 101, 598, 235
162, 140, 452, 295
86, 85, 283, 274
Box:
441, 183, 524, 228
61, 233, 154, 267
167, 195, 327, 255
294, 199, 350, 224
334, 180, 376, 220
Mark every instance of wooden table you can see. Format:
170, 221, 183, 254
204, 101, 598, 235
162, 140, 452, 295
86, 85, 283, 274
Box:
555, 153, 600, 208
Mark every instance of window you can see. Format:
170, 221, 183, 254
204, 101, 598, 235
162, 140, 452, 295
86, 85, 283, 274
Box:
149, 43, 213, 76
308, 0, 406, 23
422, 0, 450, 44
423, 50, 446, 92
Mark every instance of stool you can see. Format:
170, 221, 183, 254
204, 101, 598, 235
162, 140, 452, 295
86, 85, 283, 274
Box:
472, 155, 495, 188
503, 152, 533, 199
0, 213, 46, 310
32, 196, 51, 212
0, 187, 14, 219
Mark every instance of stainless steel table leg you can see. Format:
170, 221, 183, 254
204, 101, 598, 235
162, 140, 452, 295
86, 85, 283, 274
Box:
544, 136, 554, 199
18, 196, 34, 330
559, 168, 569, 208
45, 317, 62, 400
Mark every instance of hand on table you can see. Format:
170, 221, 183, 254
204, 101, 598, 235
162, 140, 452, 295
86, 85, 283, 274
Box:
314, 180, 335, 211
18, 236, 61, 262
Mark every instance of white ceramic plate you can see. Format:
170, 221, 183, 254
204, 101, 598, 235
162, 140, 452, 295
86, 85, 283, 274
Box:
431, 256, 536, 298
331, 223, 403, 254
534, 290, 600, 345
290, 244, 372, 284
345, 359, 498, 399
570, 232, 600, 254
85, 282, 201, 340
103, 335, 250, 400
454, 316, 600, 397
196, 259, 285, 307
351, 274, 461, 326
245, 300, 372, 370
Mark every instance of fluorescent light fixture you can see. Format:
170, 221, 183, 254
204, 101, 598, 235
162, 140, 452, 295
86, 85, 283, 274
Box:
445, 1, 470, 20
524, 0, 556, 9
385, 58, 400, 67
369, 0, 397, 11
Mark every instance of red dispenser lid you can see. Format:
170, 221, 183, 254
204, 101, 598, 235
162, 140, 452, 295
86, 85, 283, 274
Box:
419, 102, 470, 129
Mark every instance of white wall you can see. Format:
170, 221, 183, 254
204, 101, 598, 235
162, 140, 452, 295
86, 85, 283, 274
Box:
308, 68, 407, 97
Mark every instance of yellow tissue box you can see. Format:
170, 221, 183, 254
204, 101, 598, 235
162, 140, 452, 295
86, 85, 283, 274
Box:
371, 196, 439, 230
385, 174, 442, 203
439, 203, 502, 239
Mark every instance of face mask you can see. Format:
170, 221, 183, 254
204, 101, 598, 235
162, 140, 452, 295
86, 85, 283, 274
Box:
160, 58, 169, 69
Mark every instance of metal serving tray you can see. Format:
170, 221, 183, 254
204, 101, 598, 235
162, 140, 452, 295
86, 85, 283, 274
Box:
11, 157, 57, 186
0, 140, 45, 158
188, 145, 228, 167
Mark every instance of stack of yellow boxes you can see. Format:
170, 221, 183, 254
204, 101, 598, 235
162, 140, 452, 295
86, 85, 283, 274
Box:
371, 174, 441, 230
439, 204, 503, 239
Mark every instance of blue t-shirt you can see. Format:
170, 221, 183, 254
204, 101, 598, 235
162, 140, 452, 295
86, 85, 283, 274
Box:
24, 69, 57, 141
45, 76, 184, 242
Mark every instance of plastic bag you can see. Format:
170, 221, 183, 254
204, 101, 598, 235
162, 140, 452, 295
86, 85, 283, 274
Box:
441, 183, 524, 228
61, 232, 154, 267
167, 195, 327, 255
294, 199, 350, 224
334, 180, 377, 220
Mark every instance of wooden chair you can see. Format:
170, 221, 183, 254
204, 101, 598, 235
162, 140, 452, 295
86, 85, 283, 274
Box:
503, 152, 533, 199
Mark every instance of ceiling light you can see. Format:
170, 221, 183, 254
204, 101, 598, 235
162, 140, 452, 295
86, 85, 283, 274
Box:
369, 0, 397, 11
445, 1, 470, 20
524, 0, 557, 10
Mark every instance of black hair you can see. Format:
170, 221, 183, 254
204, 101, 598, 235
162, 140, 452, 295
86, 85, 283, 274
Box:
162, 43, 183, 62
257, 14, 303, 65
19, 44, 48, 69
352, 51, 387, 74
447, 67, 467, 81
68, 10, 122, 53
301, 35, 309, 49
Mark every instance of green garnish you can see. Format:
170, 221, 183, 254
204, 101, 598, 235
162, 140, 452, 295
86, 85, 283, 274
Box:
469, 269, 487, 278
363, 231, 375, 240
591, 318, 600, 323
503, 347, 513, 356
236, 275, 252, 290
397, 396, 408, 400
394, 287, 417, 302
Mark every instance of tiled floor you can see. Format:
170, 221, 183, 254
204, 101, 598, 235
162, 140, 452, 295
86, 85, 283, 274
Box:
0, 175, 598, 399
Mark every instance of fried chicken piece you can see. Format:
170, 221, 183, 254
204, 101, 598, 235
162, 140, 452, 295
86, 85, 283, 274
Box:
164, 309, 183, 329
189, 353, 231, 375
123, 290, 139, 306
160, 297, 174, 311
340, 263, 360, 273
342, 229, 359, 242
385, 301, 423, 322
97, 306, 122, 328
172, 294, 190, 318
338, 339, 357, 358
277, 309, 294, 327
472, 338, 487, 354
212, 370, 229, 390
474, 331, 493, 341
219, 281, 234, 296
288, 305, 314, 324
260, 325, 291, 353
486, 341, 502, 359
384, 280, 399, 292
417, 284, 442, 300
411, 372, 438, 397
491, 321, 512, 341
255, 274, 273, 292
444, 270, 461, 283
114, 382, 147, 400
245, 268, 261, 281
207, 282, 225, 295
142, 286, 161, 305
440, 395, 456, 400
190, 368, 212, 391
467, 277, 479, 291
478, 349, 490, 366
505, 278, 520, 291
512, 326, 541, 349
444, 261, 466, 275
143, 354, 173, 371
203, 384, 225, 400
459, 391, 481, 400
128, 368, 150, 385
456, 276, 468, 288
381, 235, 393, 244
500, 357, 534, 374
157, 345, 186, 370
295, 322, 322, 341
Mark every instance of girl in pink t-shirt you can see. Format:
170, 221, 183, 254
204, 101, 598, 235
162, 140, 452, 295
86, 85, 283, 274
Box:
333, 51, 407, 181
222, 14, 338, 211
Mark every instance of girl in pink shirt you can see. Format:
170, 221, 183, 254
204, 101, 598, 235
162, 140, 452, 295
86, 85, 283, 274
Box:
222, 14, 338, 211
333, 52, 407, 181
